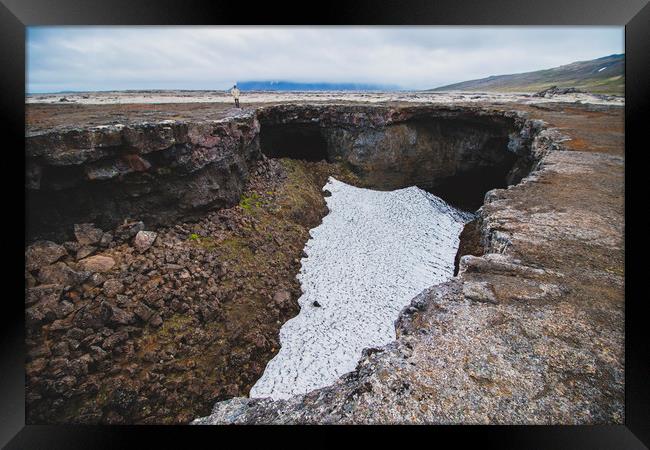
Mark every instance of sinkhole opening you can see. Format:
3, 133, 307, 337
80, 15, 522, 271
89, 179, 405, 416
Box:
426, 154, 518, 211
259, 114, 526, 212
260, 123, 329, 162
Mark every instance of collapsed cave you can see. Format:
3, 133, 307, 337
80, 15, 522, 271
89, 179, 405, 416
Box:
259, 123, 329, 162
24, 104, 545, 425
26, 105, 537, 242
258, 109, 530, 211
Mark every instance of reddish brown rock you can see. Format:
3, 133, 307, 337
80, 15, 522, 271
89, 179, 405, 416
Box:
74, 223, 104, 245
78, 255, 115, 273
26, 240, 67, 271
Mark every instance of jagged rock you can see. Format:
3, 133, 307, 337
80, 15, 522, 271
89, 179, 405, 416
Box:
37, 262, 89, 286
115, 221, 145, 242
72, 305, 105, 329
27, 112, 261, 242
63, 241, 81, 254
149, 314, 163, 328
74, 223, 104, 245
134, 303, 154, 322
78, 255, 115, 273
133, 231, 157, 253
25, 271, 37, 288
27, 105, 535, 241
25, 240, 67, 271
102, 279, 125, 298
26, 284, 63, 307
76, 245, 96, 260
100, 301, 135, 326
99, 232, 113, 247
193, 104, 624, 426
28, 344, 51, 360
86, 154, 151, 181
102, 330, 129, 350
108, 387, 137, 412
86, 272, 106, 287
24, 101, 624, 426
52, 341, 70, 357
532, 86, 583, 97
26, 294, 74, 325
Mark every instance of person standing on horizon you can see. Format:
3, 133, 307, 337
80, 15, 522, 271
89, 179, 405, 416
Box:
230, 84, 241, 108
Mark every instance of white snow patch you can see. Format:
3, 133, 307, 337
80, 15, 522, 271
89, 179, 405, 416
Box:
249, 178, 473, 400
598, 66, 607, 72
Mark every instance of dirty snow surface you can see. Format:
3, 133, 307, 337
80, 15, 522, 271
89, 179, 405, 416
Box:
249, 178, 473, 400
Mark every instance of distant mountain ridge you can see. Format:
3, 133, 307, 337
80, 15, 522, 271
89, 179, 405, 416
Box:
431, 54, 624, 95
236, 81, 398, 91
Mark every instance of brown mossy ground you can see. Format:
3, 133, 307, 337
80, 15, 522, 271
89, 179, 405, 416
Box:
26, 157, 363, 424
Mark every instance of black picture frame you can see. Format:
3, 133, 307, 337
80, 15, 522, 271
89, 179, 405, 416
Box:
2, 0, 648, 447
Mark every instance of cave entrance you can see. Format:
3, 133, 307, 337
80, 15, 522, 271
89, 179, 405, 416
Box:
400, 117, 520, 212
424, 134, 520, 211
257, 109, 530, 213
260, 123, 329, 162
427, 161, 517, 212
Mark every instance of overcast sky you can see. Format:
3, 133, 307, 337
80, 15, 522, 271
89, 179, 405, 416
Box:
26, 26, 624, 93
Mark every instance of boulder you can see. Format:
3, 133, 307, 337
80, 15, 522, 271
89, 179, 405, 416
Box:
100, 301, 135, 326
134, 303, 154, 322
149, 314, 163, 328
63, 241, 81, 254
533, 85, 584, 98
102, 330, 129, 350
26, 294, 74, 325
25, 240, 67, 271
74, 223, 104, 245
114, 221, 145, 242
103, 279, 125, 298
99, 232, 113, 247
72, 305, 105, 329
78, 255, 116, 273
37, 262, 89, 286
133, 231, 157, 253
76, 245, 96, 260
25, 284, 63, 307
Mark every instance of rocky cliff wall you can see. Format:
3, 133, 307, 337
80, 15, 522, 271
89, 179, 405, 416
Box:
26, 114, 261, 242
258, 105, 541, 209
26, 104, 540, 241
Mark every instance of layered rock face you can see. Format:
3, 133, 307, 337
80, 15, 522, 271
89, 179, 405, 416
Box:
27, 104, 538, 242
26, 114, 261, 242
258, 105, 540, 209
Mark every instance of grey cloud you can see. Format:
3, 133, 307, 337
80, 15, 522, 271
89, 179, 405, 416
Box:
27, 26, 623, 92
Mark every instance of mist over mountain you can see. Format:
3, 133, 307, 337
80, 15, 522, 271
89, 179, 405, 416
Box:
236, 81, 400, 91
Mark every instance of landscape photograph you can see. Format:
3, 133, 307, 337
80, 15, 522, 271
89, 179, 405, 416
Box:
23, 26, 625, 425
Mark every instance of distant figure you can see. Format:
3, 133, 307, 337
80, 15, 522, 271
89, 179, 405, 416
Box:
230, 85, 241, 108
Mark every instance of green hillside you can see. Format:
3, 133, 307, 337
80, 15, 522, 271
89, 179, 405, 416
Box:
431, 54, 624, 96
